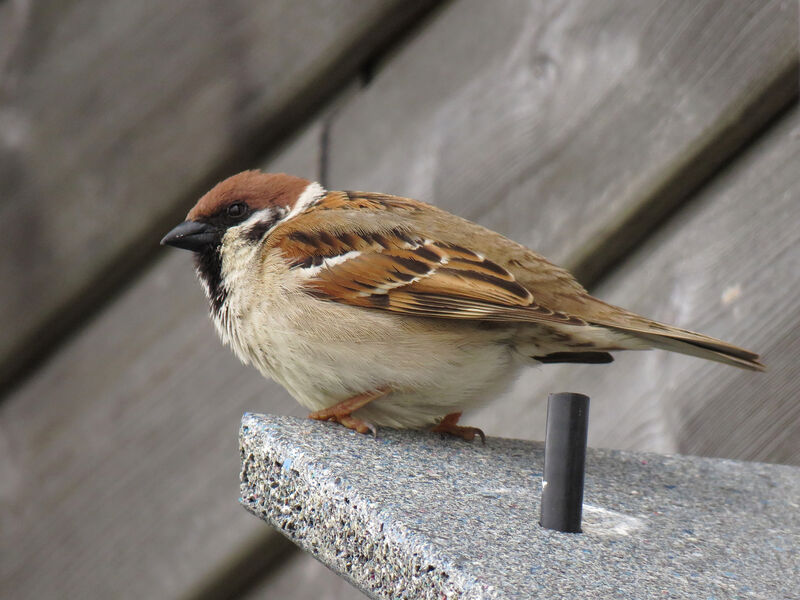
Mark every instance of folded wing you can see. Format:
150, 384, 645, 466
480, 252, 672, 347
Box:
269, 193, 587, 328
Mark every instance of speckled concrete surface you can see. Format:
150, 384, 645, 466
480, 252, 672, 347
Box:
239, 413, 800, 599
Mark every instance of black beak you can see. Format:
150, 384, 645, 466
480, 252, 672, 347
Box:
160, 220, 219, 252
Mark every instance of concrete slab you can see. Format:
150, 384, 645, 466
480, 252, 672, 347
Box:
240, 413, 800, 599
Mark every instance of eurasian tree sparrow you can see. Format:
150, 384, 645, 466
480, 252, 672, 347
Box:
161, 171, 763, 440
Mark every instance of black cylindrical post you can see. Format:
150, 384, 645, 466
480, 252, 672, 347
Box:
540, 392, 590, 533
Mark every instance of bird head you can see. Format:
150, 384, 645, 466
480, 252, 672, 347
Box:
160, 170, 314, 253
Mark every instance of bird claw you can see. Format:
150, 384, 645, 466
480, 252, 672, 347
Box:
308, 388, 387, 438
472, 427, 487, 444
364, 420, 378, 439
317, 413, 378, 438
431, 412, 486, 444
340, 415, 378, 438
451, 425, 485, 444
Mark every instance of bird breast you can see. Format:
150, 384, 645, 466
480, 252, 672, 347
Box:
212, 239, 524, 424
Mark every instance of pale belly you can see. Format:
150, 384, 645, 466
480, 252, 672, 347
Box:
219, 289, 525, 429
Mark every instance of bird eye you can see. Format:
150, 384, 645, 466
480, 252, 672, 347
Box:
227, 203, 247, 219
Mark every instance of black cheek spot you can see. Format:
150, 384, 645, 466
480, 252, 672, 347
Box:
244, 221, 273, 243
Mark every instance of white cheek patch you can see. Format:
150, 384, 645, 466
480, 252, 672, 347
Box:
236, 182, 325, 245
231, 207, 287, 242
241, 208, 275, 228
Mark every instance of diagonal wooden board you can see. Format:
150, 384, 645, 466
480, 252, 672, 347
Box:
327, 0, 797, 285
0, 0, 441, 391
472, 108, 800, 465
1, 2, 798, 598
239, 548, 369, 600
0, 122, 322, 600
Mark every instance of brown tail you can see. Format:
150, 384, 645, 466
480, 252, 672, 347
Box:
605, 321, 764, 371
576, 295, 764, 371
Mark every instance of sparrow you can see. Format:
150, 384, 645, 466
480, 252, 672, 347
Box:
161, 170, 763, 440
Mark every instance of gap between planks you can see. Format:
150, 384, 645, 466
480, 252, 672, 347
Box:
0, 0, 445, 401
569, 62, 799, 290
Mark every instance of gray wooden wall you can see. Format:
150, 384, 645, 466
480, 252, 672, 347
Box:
1, 1, 797, 599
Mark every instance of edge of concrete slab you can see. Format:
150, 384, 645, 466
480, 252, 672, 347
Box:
239, 413, 800, 600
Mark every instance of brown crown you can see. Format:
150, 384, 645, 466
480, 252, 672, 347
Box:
187, 170, 311, 221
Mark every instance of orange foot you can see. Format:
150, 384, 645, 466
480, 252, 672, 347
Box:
308, 388, 388, 437
431, 412, 486, 444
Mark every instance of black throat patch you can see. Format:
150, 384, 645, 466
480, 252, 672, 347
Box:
194, 247, 227, 315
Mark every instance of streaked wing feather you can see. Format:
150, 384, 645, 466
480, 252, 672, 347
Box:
265, 190, 762, 370
268, 194, 588, 327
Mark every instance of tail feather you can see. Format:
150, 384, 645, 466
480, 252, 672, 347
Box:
605, 323, 765, 371
577, 294, 764, 371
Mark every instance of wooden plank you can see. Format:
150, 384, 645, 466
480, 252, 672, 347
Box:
327, 0, 797, 282
242, 552, 368, 600
0, 0, 441, 391
324, 0, 798, 463
0, 123, 322, 600
471, 108, 800, 465
1, 5, 796, 600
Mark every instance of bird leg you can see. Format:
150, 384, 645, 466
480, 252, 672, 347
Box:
431, 412, 486, 443
308, 388, 388, 437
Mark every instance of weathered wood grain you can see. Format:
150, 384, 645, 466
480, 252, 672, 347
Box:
2, 3, 797, 599
471, 108, 800, 465
0, 123, 321, 600
243, 551, 369, 600
0, 0, 440, 392
323, 0, 798, 463
327, 0, 797, 283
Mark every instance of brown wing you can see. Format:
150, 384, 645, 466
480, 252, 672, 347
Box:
265, 190, 763, 370
267, 191, 586, 327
